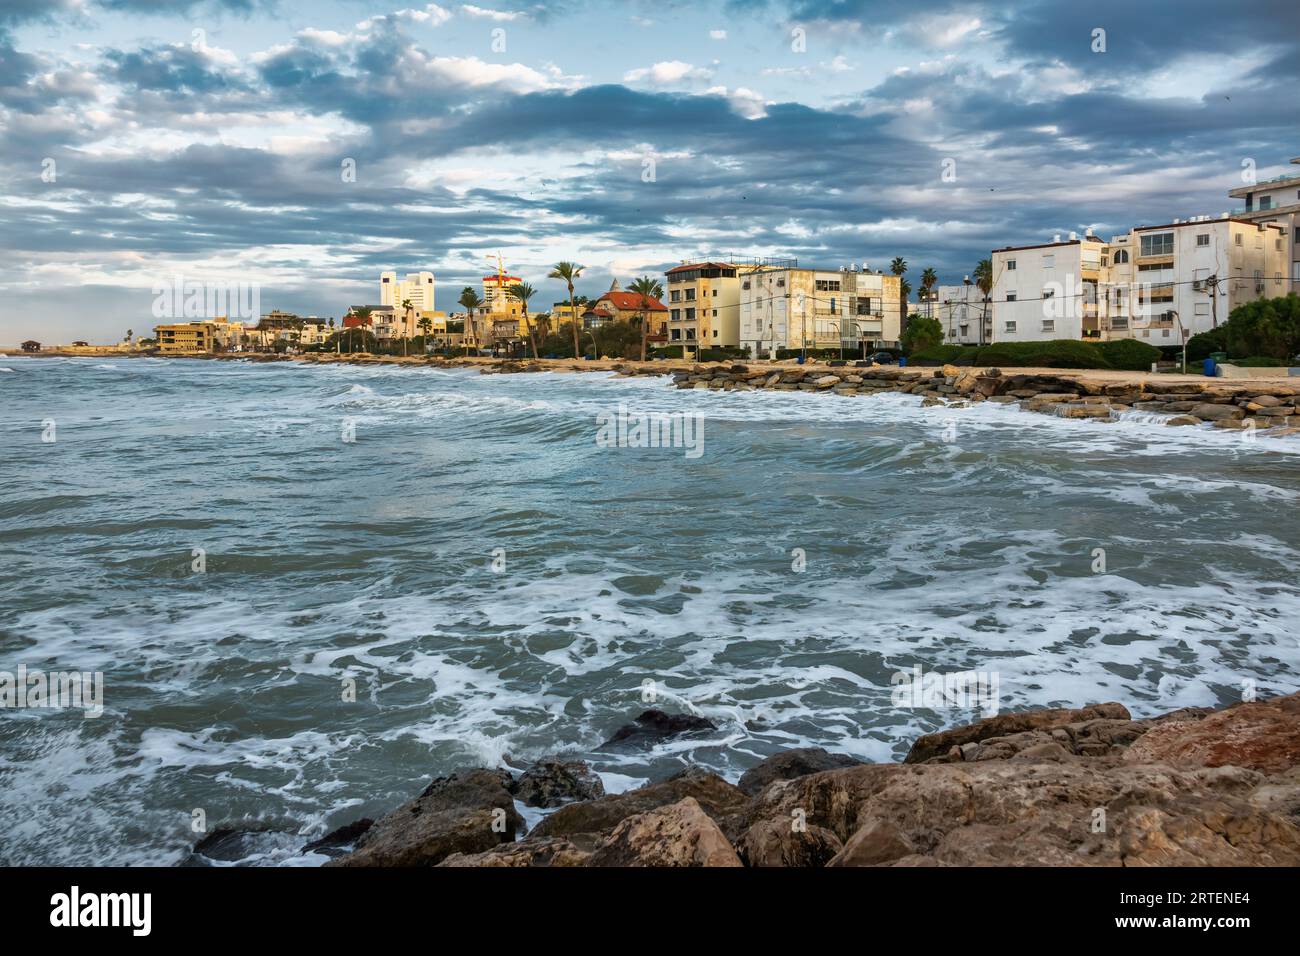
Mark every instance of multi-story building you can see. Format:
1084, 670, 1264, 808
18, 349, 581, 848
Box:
935, 284, 986, 345
739, 265, 903, 357
664, 260, 745, 355
380, 271, 436, 333
154, 319, 246, 353
1228, 155, 1300, 287
989, 218, 1288, 345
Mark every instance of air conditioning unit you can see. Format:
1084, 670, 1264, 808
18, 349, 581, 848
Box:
1192, 279, 1204, 291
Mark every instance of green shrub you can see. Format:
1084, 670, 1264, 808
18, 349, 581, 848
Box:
1222, 293, 1300, 359
972, 339, 1111, 369
1186, 328, 1227, 363
901, 316, 944, 354
909, 344, 979, 364
1096, 338, 1163, 371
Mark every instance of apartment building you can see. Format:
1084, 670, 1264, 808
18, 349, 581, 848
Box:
380, 271, 436, 328
1228, 155, 1300, 286
154, 319, 245, 353
935, 284, 986, 345
664, 260, 749, 355
739, 266, 902, 356
988, 217, 1286, 344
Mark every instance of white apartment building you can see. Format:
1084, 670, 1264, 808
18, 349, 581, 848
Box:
739, 266, 902, 357
990, 234, 1107, 343
935, 283, 987, 345
380, 271, 436, 334
1228, 155, 1300, 287
988, 218, 1287, 344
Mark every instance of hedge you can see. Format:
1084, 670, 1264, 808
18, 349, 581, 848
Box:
907, 338, 1159, 371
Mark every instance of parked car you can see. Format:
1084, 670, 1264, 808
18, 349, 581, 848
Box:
866, 351, 896, 365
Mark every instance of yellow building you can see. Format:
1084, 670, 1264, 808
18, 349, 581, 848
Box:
154, 319, 245, 353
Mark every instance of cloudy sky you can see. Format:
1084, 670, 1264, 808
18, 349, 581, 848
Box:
1, 0, 1297, 341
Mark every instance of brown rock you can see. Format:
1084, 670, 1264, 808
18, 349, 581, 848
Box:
905, 703, 1131, 764
511, 758, 605, 808
588, 797, 743, 867
827, 818, 915, 866
329, 768, 523, 867
1123, 693, 1300, 774
438, 838, 591, 867
737, 747, 864, 796
1189, 403, 1244, 421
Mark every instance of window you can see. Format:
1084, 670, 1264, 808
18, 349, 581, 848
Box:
742, 281, 751, 290
1196, 233, 1209, 246
959, 324, 969, 336
712, 309, 717, 317
713, 329, 718, 338
1004, 320, 1017, 333
1041, 319, 1055, 332
685, 288, 696, 300
1259, 196, 1273, 210
685, 308, 696, 320
1006, 293, 1017, 302
1195, 303, 1209, 316
712, 289, 718, 297
1042, 254, 1055, 268
1110, 317, 1129, 330
1162, 329, 1170, 338
1007, 259, 1017, 270
1114, 249, 1129, 264
1042, 288, 1054, 299
814, 279, 841, 292
1140, 233, 1174, 257
1235, 234, 1243, 246
670, 290, 680, 302
671, 309, 680, 321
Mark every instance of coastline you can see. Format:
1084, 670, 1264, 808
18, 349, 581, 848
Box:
11, 348, 1300, 437
187, 689, 1300, 867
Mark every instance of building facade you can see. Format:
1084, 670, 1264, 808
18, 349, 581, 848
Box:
380, 271, 436, 324
1228, 155, 1300, 287
739, 266, 902, 356
154, 319, 246, 353
664, 261, 744, 354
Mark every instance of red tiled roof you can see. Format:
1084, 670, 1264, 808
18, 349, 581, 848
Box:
598, 290, 668, 311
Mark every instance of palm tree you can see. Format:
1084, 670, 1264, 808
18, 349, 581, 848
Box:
418, 315, 432, 351
973, 258, 993, 346
508, 281, 539, 359
628, 275, 665, 362
920, 267, 938, 318
548, 261, 584, 359
890, 257, 908, 337
458, 287, 483, 355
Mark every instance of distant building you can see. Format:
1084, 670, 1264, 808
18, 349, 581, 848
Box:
935, 284, 984, 345
582, 280, 668, 330
380, 271, 436, 330
739, 265, 902, 356
665, 260, 745, 355
21, 340, 40, 352
154, 319, 245, 353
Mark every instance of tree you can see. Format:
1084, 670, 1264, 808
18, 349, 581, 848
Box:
508, 281, 539, 358
890, 257, 909, 337
628, 275, 665, 362
920, 267, 938, 317
900, 315, 943, 354
458, 287, 484, 354
548, 261, 584, 360
417, 315, 433, 348
973, 258, 993, 345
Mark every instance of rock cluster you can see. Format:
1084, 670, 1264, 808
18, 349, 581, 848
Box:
319, 691, 1300, 867
609, 361, 1300, 433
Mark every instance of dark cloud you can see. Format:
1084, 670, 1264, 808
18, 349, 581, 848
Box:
103, 44, 250, 94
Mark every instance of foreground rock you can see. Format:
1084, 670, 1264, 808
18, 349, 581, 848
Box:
510, 758, 605, 808
588, 798, 743, 867
333, 691, 1300, 867
737, 747, 863, 796
328, 769, 522, 867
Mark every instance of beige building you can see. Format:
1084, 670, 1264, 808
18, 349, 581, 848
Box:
664, 260, 747, 356
380, 271, 436, 327
154, 319, 245, 353
1228, 155, 1300, 288
739, 266, 903, 356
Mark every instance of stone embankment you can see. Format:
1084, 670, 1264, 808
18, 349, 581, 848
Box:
649, 362, 1300, 434
293, 692, 1300, 867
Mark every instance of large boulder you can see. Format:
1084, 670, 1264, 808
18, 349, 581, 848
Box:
529, 767, 750, 849
598, 709, 717, 749
510, 758, 605, 808
328, 769, 523, 867
438, 838, 591, 867
737, 760, 1300, 866
1123, 693, 1300, 774
904, 703, 1131, 763
588, 797, 743, 867
737, 747, 864, 796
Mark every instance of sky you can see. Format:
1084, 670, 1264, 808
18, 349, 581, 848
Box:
1, 0, 1297, 341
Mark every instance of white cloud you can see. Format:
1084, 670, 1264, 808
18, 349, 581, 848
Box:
709, 29, 727, 40
461, 4, 524, 20
704, 85, 767, 119
623, 60, 714, 86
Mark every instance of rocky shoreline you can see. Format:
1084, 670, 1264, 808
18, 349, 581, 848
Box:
193, 691, 1300, 867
